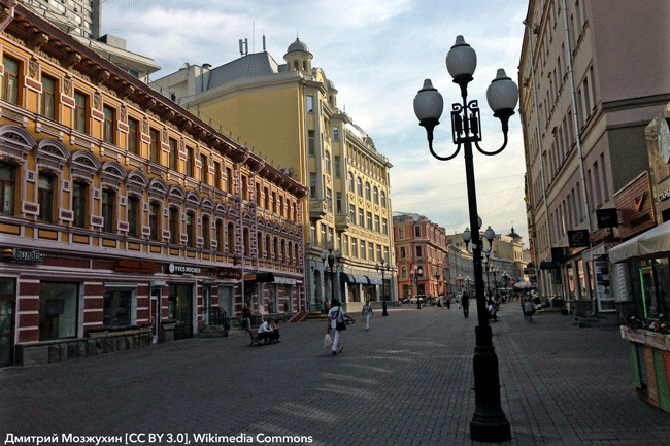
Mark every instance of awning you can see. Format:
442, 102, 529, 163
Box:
609, 220, 670, 263
366, 276, 383, 285
243, 272, 275, 283
340, 273, 367, 284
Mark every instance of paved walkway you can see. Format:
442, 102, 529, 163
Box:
1, 303, 669, 445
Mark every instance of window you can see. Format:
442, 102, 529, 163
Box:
186, 147, 194, 177
342, 234, 349, 256
358, 208, 364, 228
215, 220, 223, 251
38, 173, 54, 222
128, 117, 139, 154
169, 208, 178, 244
348, 171, 355, 192
149, 129, 159, 163
226, 167, 233, 193
357, 177, 363, 195
213, 161, 221, 189
200, 154, 208, 183
334, 156, 341, 178
127, 196, 139, 237
308, 130, 315, 156
306, 95, 314, 113
414, 226, 422, 237
2, 56, 19, 104
149, 202, 160, 241
326, 188, 332, 212
349, 204, 356, 225
375, 215, 380, 233
333, 126, 339, 141
360, 241, 366, 260
351, 238, 358, 258
103, 288, 132, 326
381, 191, 386, 208
399, 227, 405, 239
369, 243, 374, 261
72, 181, 87, 228
310, 173, 316, 197
382, 217, 388, 235
373, 186, 379, 204
0, 162, 15, 215
336, 192, 342, 214
186, 212, 195, 247
367, 211, 372, 230
41, 74, 57, 120
227, 223, 235, 253
325, 150, 331, 175
400, 247, 406, 258
102, 188, 115, 233
39, 282, 78, 340
365, 182, 371, 201
74, 91, 87, 133
416, 245, 423, 257
169, 138, 177, 171
103, 105, 114, 143
321, 224, 327, 247
376, 245, 382, 263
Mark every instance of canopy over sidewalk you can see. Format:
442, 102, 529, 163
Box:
609, 220, 670, 263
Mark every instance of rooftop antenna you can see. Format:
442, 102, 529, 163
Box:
263, 34, 266, 52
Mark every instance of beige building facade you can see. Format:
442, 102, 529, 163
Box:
150, 38, 396, 312
519, 0, 670, 316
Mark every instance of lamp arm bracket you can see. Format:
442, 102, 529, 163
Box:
429, 139, 461, 161
473, 130, 509, 156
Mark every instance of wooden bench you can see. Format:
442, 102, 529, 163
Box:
247, 328, 279, 346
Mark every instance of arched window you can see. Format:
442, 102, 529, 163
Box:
380, 191, 386, 208
373, 186, 379, 204
365, 182, 371, 201
357, 177, 363, 195
348, 172, 355, 192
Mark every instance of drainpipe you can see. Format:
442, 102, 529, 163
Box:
0, 0, 17, 35
562, 0, 595, 315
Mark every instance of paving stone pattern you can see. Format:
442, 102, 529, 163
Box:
1, 303, 669, 445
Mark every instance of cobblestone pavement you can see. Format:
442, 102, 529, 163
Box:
1, 303, 669, 446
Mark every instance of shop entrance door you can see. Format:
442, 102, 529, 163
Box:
0, 297, 14, 367
150, 289, 160, 344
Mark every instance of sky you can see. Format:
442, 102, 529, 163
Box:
102, 0, 530, 247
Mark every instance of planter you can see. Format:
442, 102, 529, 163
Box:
88, 331, 107, 339
645, 331, 669, 350
162, 323, 176, 330
624, 329, 646, 344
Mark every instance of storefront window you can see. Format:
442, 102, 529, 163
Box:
638, 259, 670, 320
168, 284, 193, 339
39, 282, 78, 341
283, 285, 292, 312
103, 288, 133, 326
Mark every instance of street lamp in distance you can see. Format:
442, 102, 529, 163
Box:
376, 258, 392, 316
320, 242, 341, 308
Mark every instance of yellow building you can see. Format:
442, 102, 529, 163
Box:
0, 3, 305, 366
151, 38, 396, 311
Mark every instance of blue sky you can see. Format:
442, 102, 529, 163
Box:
103, 0, 530, 246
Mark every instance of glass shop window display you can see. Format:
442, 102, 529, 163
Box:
103, 288, 133, 326
39, 282, 78, 341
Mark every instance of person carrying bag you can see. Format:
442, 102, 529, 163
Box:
327, 299, 353, 355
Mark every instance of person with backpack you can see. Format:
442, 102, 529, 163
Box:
327, 299, 353, 355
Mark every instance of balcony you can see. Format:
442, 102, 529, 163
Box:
335, 214, 350, 231
308, 199, 327, 219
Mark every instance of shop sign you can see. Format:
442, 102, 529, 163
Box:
659, 187, 670, 202
5, 248, 45, 263
596, 208, 618, 229
168, 263, 201, 274
568, 230, 590, 248
115, 259, 156, 274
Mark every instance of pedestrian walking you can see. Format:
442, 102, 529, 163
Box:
361, 300, 373, 330
446, 293, 451, 309
461, 291, 470, 317
524, 298, 535, 322
328, 299, 353, 355
242, 303, 251, 330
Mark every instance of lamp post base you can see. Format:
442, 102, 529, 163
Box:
470, 409, 511, 443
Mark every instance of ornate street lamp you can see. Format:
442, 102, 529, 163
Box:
321, 242, 341, 308
376, 258, 392, 316
413, 265, 424, 309
413, 35, 516, 442
434, 271, 441, 298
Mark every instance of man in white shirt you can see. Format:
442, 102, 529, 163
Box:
327, 299, 352, 355
258, 318, 273, 345
361, 301, 373, 331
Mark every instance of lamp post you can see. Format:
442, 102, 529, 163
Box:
413, 265, 424, 309
434, 272, 441, 299
413, 35, 516, 442
484, 258, 491, 300
491, 267, 498, 299
502, 272, 509, 298
376, 259, 392, 316
320, 242, 341, 307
